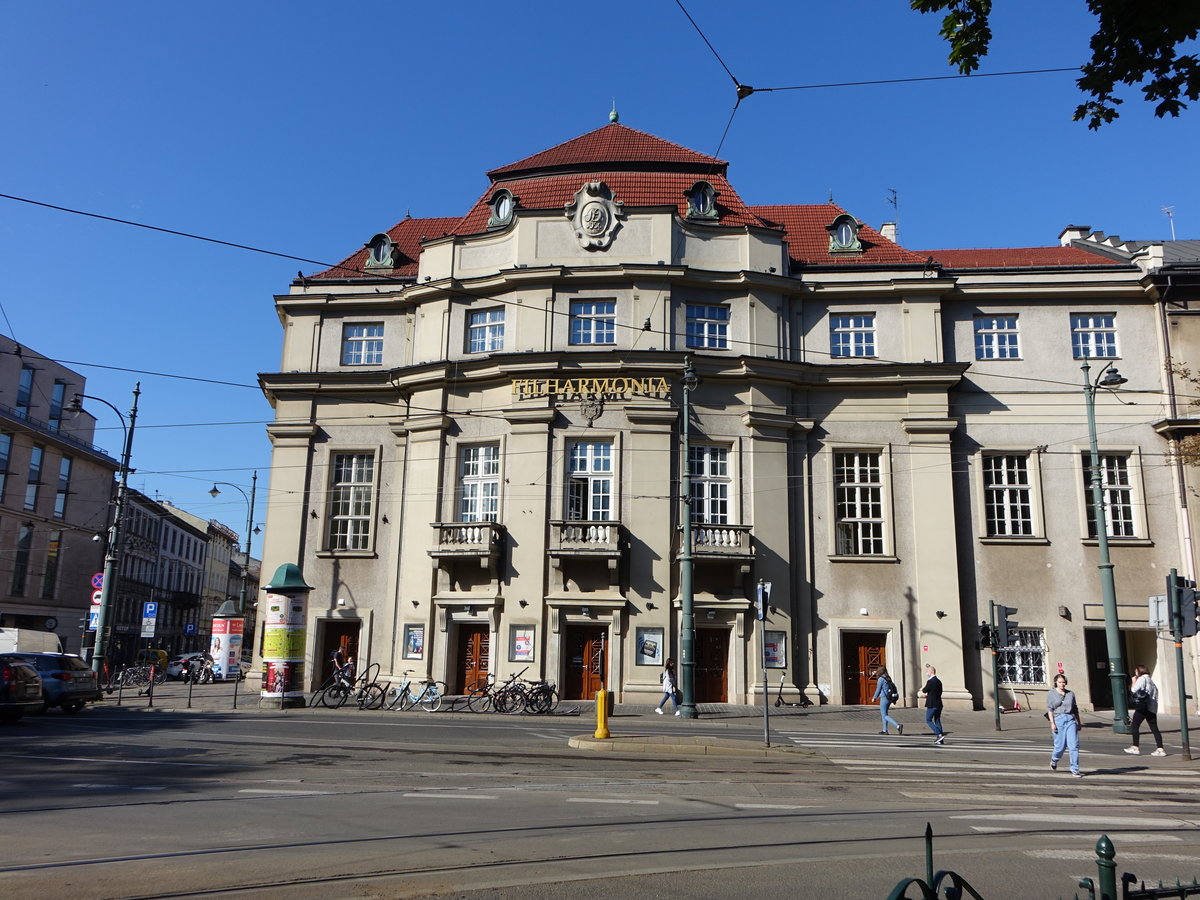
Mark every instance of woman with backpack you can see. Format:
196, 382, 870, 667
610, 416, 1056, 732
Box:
872, 665, 902, 735
655, 657, 680, 715
1124, 664, 1166, 757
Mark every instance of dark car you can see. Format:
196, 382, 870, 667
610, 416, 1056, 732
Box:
14, 652, 101, 713
0, 655, 44, 723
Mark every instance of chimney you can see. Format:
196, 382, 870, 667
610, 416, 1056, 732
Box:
1058, 224, 1091, 246
880, 222, 898, 243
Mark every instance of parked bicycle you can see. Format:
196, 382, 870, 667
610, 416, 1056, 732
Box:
464, 667, 526, 713
310, 662, 385, 710
385, 670, 445, 711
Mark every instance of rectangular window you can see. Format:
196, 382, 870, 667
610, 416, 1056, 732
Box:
0, 432, 10, 502
25, 445, 43, 511
567, 440, 613, 521
467, 309, 505, 353
459, 444, 500, 523
974, 315, 1020, 360
997, 629, 1046, 685
341, 323, 384, 365
569, 300, 616, 345
54, 456, 72, 518
830, 314, 876, 358
686, 305, 729, 349
689, 445, 730, 524
1082, 452, 1135, 538
327, 452, 375, 550
982, 454, 1032, 536
16, 366, 34, 418
11, 522, 32, 596
41, 530, 62, 599
48, 382, 67, 432
834, 450, 885, 555
1071, 313, 1118, 359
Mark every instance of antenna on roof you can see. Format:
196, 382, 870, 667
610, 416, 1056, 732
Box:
885, 188, 900, 245
610, 100, 619, 124
828, 189, 834, 204
1162, 205, 1176, 240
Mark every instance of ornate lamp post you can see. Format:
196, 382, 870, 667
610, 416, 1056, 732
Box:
1082, 360, 1131, 735
679, 358, 699, 719
67, 383, 141, 678
209, 471, 258, 615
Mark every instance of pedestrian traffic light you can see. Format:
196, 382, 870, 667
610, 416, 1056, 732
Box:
996, 606, 1019, 647
978, 622, 992, 649
1183, 587, 1198, 639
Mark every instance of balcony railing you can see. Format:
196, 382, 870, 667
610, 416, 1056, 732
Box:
0, 402, 117, 462
691, 523, 753, 556
549, 520, 622, 556
430, 521, 504, 558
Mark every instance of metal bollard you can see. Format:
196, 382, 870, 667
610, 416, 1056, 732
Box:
187, 672, 194, 709
1094, 834, 1116, 900
233, 672, 240, 709
146, 665, 155, 708
594, 688, 611, 739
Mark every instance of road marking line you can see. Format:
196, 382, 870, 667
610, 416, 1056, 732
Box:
951, 813, 1183, 827
735, 803, 818, 810
902, 791, 1163, 806
401, 792, 498, 800
239, 789, 333, 795
566, 798, 659, 805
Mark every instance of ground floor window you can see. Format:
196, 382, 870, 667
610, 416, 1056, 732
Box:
997, 628, 1046, 685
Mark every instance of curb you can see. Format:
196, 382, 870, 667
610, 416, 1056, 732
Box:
568, 733, 813, 757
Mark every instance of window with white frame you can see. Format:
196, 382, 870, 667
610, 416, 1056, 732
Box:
997, 628, 1046, 684
833, 450, 885, 555
566, 440, 613, 521
982, 454, 1033, 536
1071, 313, 1118, 359
54, 456, 72, 518
467, 308, 505, 353
830, 314, 876, 358
570, 300, 616, 345
686, 304, 729, 349
341, 323, 384, 365
689, 445, 730, 524
1082, 452, 1136, 538
327, 452, 375, 550
459, 444, 500, 523
974, 315, 1020, 360
24, 445, 43, 511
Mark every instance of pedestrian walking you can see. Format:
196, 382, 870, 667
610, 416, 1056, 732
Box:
1124, 664, 1166, 757
871, 666, 902, 735
655, 657, 680, 715
921, 663, 945, 745
1047, 672, 1083, 777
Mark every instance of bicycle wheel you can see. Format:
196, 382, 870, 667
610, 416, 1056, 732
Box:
419, 684, 442, 712
358, 684, 385, 710
321, 683, 350, 709
466, 688, 492, 712
526, 685, 554, 715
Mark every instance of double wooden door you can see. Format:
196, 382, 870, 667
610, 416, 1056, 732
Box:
564, 626, 607, 700
694, 628, 729, 703
455, 624, 489, 694
842, 632, 886, 705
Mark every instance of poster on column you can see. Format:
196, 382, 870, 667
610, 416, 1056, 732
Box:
261, 592, 307, 699
209, 618, 244, 681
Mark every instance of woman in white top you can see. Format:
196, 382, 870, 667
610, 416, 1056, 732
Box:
655, 658, 680, 715
1125, 664, 1166, 756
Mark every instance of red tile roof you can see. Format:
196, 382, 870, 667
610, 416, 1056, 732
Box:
308, 216, 460, 280
751, 204, 929, 267
488, 123, 726, 177
924, 247, 1126, 268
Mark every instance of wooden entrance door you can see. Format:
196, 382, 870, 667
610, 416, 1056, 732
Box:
564, 626, 607, 700
319, 621, 360, 688
456, 624, 490, 694
841, 632, 886, 705
695, 628, 729, 703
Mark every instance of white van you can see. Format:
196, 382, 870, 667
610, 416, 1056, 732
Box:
0, 628, 63, 654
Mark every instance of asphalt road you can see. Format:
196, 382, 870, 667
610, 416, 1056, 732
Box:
1, 702, 1197, 900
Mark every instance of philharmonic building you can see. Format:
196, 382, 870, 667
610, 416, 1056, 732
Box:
257, 117, 1200, 712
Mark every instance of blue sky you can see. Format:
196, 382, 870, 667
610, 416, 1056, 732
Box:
2, 1, 1196, 539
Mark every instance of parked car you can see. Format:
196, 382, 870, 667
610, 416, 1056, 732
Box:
14, 652, 101, 713
0, 654, 44, 723
166, 652, 207, 680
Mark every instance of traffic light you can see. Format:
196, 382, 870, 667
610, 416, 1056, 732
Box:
1183, 587, 1198, 638
996, 606, 1019, 647
978, 622, 992, 649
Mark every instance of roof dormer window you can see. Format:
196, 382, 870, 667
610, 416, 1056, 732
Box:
685, 181, 718, 221
487, 189, 517, 228
365, 233, 397, 269
827, 214, 863, 253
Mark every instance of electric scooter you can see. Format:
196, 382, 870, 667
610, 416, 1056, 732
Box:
773, 674, 813, 708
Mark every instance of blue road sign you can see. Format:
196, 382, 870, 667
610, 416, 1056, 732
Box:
184, 623, 196, 635
88, 610, 99, 631
143, 602, 158, 618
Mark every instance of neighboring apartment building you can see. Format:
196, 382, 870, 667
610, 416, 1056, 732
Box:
0, 336, 114, 653
255, 120, 1198, 713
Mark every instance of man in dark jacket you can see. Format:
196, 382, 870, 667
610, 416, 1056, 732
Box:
921, 663, 945, 745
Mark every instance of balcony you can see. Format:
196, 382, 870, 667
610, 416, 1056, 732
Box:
548, 520, 623, 589
690, 523, 754, 572
429, 521, 504, 563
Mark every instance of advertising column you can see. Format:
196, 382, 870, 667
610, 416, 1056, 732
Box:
209, 615, 244, 681
260, 563, 313, 709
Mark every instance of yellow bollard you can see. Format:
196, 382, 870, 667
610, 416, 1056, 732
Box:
594, 688, 611, 739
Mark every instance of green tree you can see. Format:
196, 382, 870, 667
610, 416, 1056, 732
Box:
912, 0, 1200, 128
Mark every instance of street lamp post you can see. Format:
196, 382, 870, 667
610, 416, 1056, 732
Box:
68, 383, 141, 678
209, 471, 258, 616
1082, 360, 1131, 735
679, 358, 699, 719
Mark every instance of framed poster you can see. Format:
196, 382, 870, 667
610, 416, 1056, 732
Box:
763, 631, 786, 668
636, 626, 664, 666
510, 625, 535, 662
403, 623, 425, 660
